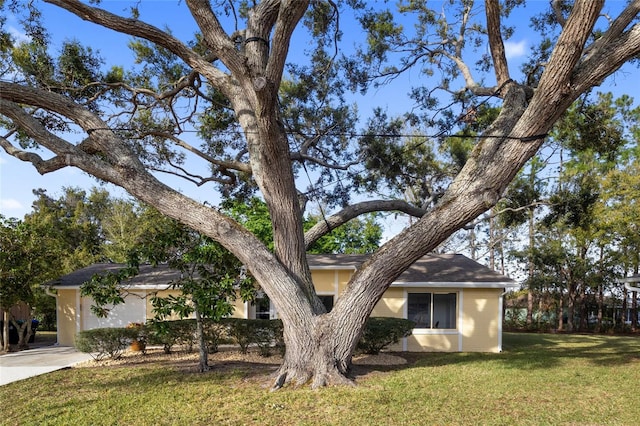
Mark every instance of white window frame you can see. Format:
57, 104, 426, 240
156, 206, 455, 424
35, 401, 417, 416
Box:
405, 290, 459, 334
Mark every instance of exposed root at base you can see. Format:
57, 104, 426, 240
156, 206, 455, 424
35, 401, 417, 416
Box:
271, 364, 356, 390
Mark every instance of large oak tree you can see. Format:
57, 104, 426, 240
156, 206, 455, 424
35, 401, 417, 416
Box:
1, 0, 639, 388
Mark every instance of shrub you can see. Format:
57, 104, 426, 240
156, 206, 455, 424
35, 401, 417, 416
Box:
270, 319, 285, 355
220, 318, 281, 356
252, 319, 276, 357
202, 319, 228, 353
356, 317, 415, 355
146, 319, 197, 354
75, 327, 139, 361
221, 318, 254, 354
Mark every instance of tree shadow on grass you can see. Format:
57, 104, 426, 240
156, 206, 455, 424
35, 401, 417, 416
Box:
74, 332, 640, 389
352, 332, 640, 381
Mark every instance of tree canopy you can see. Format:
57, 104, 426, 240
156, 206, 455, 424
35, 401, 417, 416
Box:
1, 0, 640, 388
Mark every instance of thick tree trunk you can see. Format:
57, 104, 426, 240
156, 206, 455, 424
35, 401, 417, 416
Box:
272, 313, 361, 389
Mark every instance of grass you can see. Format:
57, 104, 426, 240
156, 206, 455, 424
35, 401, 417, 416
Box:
1, 332, 639, 425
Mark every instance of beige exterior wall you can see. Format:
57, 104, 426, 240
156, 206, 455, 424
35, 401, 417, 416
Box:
312, 270, 337, 294
460, 288, 502, 353
56, 289, 78, 346
230, 297, 247, 319
371, 288, 404, 317
407, 333, 459, 352
55, 268, 505, 352
145, 289, 185, 321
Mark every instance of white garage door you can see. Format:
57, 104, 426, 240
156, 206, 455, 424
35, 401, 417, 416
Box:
82, 292, 147, 330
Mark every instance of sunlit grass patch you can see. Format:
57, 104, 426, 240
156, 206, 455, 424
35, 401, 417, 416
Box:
1, 332, 638, 425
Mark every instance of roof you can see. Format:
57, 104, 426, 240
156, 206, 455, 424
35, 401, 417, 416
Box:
47, 253, 514, 290
309, 253, 515, 288
46, 263, 183, 290
618, 274, 640, 283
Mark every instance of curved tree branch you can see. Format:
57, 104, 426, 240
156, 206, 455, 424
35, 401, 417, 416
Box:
147, 131, 252, 173
45, 0, 232, 93
304, 200, 426, 249
485, 0, 510, 86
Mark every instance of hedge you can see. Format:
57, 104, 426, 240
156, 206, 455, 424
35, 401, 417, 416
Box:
75, 327, 140, 360
76, 317, 415, 361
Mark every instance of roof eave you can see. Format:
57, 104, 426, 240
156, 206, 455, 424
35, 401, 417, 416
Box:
390, 281, 517, 289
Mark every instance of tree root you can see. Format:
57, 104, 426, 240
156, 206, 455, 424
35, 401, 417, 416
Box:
271, 362, 355, 390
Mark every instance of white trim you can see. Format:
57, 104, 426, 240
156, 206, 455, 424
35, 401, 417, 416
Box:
403, 289, 408, 351
243, 301, 249, 319
411, 329, 459, 335
405, 289, 463, 351
625, 283, 640, 292
309, 266, 358, 271
50, 284, 174, 291
54, 281, 516, 291
458, 290, 464, 352
618, 275, 640, 283
75, 291, 81, 334
498, 290, 505, 352
390, 281, 517, 289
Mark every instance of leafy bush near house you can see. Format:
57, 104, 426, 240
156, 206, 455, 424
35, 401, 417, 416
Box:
356, 317, 416, 355
146, 319, 197, 354
75, 327, 139, 361
202, 320, 228, 353
221, 318, 283, 356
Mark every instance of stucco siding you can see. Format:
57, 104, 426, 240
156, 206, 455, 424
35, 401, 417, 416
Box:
145, 289, 186, 321
56, 289, 77, 346
336, 270, 352, 295
407, 333, 459, 352
312, 270, 337, 293
230, 298, 248, 319
461, 288, 502, 352
371, 288, 404, 317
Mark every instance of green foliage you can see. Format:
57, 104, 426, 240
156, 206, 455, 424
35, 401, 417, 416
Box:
80, 265, 138, 318
4, 334, 640, 425
0, 214, 64, 344
221, 318, 283, 356
75, 327, 139, 361
224, 197, 383, 255
306, 213, 382, 254
356, 317, 415, 355
146, 319, 197, 354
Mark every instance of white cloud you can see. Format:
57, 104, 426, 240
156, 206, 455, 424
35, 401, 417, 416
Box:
9, 25, 30, 44
504, 40, 527, 59
0, 198, 24, 211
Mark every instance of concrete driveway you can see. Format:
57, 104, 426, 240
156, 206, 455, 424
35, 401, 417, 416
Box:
0, 345, 93, 386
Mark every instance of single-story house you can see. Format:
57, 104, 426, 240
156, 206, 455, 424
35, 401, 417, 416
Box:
46, 253, 516, 352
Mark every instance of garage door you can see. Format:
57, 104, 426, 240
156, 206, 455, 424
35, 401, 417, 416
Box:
82, 292, 146, 330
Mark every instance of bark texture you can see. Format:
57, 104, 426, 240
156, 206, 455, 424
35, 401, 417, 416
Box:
2, 0, 640, 387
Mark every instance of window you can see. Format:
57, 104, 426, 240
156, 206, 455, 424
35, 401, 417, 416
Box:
319, 295, 334, 312
408, 292, 457, 329
252, 296, 271, 320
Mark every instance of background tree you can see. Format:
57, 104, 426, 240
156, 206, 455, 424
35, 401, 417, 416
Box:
0, 216, 60, 350
2, 0, 640, 387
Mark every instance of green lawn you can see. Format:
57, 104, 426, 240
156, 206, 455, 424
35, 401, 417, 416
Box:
2, 333, 639, 425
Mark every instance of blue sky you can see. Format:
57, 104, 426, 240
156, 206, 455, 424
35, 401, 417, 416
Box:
1, 1, 637, 242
